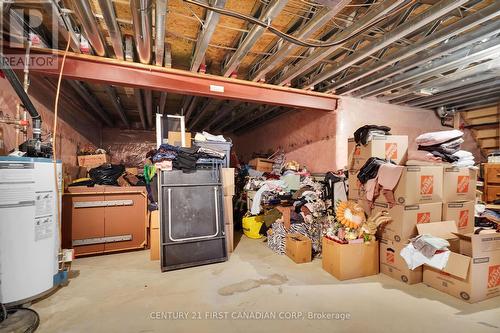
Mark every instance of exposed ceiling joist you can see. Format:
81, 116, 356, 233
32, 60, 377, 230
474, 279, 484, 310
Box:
67, 80, 114, 127
329, 1, 500, 94
410, 80, 500, 108
104, 85, 130, 128
249, 0, 352, 82
275, 0, 405, 86
98, 0, 125, 60
385, 58, 500, 104
191, 0, 226, 72
303, 0, 470, 90
134, 89, 148, 129
222, 0, 289, 77
352, 21, 500, 98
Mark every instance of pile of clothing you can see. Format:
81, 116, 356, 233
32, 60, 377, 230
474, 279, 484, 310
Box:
193, 131, 227, 142
357, 157, 403, 207
151, 143, 225, 172
408, 129, 475, 167
349, 125, 392, 169
400, 235, 451, 270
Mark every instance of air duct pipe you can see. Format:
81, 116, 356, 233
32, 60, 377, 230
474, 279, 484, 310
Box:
73, 0, 108, 57
131, 0, 152, 64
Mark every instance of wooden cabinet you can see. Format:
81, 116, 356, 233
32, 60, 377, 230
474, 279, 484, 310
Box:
62, 186, 147, 256
483, 163, 500, 203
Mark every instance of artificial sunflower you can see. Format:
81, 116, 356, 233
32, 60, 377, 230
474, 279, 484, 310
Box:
335, 201, 366, 229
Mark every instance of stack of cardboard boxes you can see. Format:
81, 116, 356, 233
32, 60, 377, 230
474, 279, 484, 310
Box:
222, 168, 235, 254
347, 135, 487, 295
347, 135, 500, 303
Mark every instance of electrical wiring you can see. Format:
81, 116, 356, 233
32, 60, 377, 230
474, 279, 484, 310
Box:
183, 0, 414, 48
52, 33, 72, 267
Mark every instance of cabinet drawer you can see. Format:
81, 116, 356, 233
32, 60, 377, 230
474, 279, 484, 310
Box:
486, 165, 500, 184
486, 186, 500, 202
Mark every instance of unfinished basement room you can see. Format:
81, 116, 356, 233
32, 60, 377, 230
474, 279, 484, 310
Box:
0, 0, 499, 332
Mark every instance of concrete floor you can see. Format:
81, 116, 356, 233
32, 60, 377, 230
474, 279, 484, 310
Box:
32, 234, 500, 333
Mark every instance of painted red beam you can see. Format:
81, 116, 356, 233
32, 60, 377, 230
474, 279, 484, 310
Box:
5, 47, 337, 112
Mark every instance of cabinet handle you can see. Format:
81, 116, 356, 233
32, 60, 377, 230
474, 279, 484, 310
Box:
167, 187, 220, 242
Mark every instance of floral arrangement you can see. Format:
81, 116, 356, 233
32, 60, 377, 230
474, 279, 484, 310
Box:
325, 200, 392, 244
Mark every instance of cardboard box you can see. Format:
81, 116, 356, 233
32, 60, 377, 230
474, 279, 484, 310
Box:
418, 221, 500, 303
77, 153, 110, 169
348, 170, 361, 200
443, 167, 478, 203
168, 131, 192, 147
377, 166, 443, 206
442, 201, 475, 234
373, 201, 442, 242
276, 205, 293, 230
221, 168, 235, 196
355, 199, 372, 217
322, 237, 379, 280
348, 135, 408, 170
249, 158, 274, 172
126, 167, 139, 175
225, 224, 234, 253
150, 210, 160, 261
223, 196, 233, 226
379, 239, 422, 284
286, 234, 312, 264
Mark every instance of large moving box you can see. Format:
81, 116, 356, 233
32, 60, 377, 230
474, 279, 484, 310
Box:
373, 202, 442, 242
77, 153, 110, 169
348, 135, 408, 170
285, 234, 312, 264
249, 158, 274, 172
379, 239, 423, 284
442, 167, 478, 202
322, 237, 379, 280
376, 166, 443, 206
442, 201, 475, 234
417, 221, 500, 303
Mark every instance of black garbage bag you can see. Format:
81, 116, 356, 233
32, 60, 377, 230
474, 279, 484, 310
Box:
89, 164, 125, 186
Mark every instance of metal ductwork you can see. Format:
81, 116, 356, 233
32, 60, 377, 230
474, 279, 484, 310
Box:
73, 0, 108, 57
98, 0, 124, 60
130, 0, 152, 64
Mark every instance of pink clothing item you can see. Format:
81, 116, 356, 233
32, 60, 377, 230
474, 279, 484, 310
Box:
408, 150, 442, 162
363, 164, 404, 207
378, 164, 404, 190
415, 129, 463, 146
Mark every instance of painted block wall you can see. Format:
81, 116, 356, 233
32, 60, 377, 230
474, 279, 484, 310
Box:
233, 96, 482, 173
0, 77, 99, 165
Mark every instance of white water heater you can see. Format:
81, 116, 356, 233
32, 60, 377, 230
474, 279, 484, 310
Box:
0, 156, 62, 305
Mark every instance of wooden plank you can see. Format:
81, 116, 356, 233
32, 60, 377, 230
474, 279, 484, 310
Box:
463, 106, 499, 119
475, 127, 500, 139
466, 114, 499, 126
480, 138, 500, 149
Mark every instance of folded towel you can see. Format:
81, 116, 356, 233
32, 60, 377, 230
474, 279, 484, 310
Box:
408, 150, 442, 162
416, 129, 463, 146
